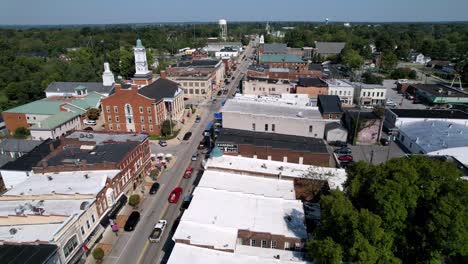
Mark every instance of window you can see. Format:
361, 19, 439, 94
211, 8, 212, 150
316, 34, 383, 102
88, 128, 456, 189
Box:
63, 235, 78, 258
250, 239, 257, 246
189, 82, 193, 87
149, 125, 154, 132
183, 82, 187, 87
106, 106, 110, 113
86, 220, 90, 229
271, 240, 277, 248
140, 116, 145, 123
141, 125, 146, 131
261, 240, 267, 248
194, 82, 199, 87
148, 116, 153, 123
195, 89, 200, 94
147, 107, 152, 114
115, 116, 119, 122
272, 124, 275, 132
139, 106, 143, 114
309, 125, 313, 133
264, 124, 268, 131
81, 226, 85, 235
109, 124, 113, 130
117, 124, 121, 130
92, 215, 96, 223
200, 82, 205, 87
107, 116, 112, 122
27, 116, 30, 120
252, 123, 256, 131
127, 118, 132, 124
189, 89, 194, 94
284, 241, 290, 250
271, 87, 275, 91
114, 106, 118, 113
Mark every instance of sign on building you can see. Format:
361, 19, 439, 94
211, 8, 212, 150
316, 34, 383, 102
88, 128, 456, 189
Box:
216, 142, 238, 153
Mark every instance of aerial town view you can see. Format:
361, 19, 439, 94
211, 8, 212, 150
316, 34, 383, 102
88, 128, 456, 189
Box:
0, 1, 467, 263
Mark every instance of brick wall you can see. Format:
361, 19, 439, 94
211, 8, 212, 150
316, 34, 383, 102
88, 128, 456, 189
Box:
237, 229, 304, 250
2, 112, 28, 134
296, 86, 329, 98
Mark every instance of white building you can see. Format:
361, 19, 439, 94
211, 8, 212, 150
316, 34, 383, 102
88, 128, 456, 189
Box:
221, 97, 334, 138
243, 78, 293, 95
30, 112, 82, 140
169, 160, 312, 263
326, 79, 354, 106
353, 82, 387, 106
414, 53, 431, 64
0, 170, 118, 263
384, 108, 468, 130
215, 47, 240, 59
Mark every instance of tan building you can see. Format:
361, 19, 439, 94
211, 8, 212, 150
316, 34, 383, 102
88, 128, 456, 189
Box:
296, 77, 328, 98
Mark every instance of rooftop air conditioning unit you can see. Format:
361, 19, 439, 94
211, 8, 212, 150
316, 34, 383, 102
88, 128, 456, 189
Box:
297, 111, 303, 117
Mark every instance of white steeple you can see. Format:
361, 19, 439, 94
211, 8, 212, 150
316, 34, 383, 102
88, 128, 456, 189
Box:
102, 61, 115, 86
134, 39, 151, 76
259, 35, 265, 44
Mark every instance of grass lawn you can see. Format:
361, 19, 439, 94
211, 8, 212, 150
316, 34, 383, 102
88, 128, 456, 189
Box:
149, 129, 180, 140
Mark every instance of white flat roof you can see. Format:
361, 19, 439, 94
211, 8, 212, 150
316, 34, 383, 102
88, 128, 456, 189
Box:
205, 155, 347, 190
0, 199, 94, 217
222, 99, 322, 120
325, 79, 353, 88
0, 223, 63, 243
199, 170, 296, 200
5, 170, 118, 196
175, 187, 307, 244
427, 146, 468, 166
168, 243, 310, 264
399, 120, 468, 153
233, 94, 312, 108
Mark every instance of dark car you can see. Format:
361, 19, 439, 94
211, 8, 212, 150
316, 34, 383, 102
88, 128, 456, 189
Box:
158, 140, 167, 147
181, 195, 193, 210
195, 115, 201, 123
168, 187, 183, 203
124, 211, 141, 231
217, 90, 222, 96
149, 182, 160, 195
222, 89, 228, 95
380, 138, 390, 146
183, 132, 192, 140
334, 147, 352, 155
231, 76, 235, 80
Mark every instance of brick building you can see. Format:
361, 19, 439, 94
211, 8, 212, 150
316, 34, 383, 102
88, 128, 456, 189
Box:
259, 54, 308, 72
216, 128, 330, 166
296, 77, 328, 98
101, 78, 184, 135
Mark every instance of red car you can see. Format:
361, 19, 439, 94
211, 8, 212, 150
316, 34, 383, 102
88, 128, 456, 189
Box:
168, 187, 183, 203
338, 155, 353, 162
183, 167, 193, 178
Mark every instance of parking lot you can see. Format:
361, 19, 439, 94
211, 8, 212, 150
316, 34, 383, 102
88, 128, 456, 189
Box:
382, 80, 426, 110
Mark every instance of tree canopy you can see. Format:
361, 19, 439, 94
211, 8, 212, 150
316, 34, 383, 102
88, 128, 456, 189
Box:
308, 156, 468, 263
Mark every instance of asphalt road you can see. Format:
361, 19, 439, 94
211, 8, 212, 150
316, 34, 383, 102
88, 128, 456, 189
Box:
104, 42, 255, 264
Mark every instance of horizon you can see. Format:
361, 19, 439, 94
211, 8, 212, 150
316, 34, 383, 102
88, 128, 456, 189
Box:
2, 0, 468, 26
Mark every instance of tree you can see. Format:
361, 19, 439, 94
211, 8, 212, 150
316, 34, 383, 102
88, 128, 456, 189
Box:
86, 108, 100, 121
381, 51, 398, 72
161, 119, 174, 136
128, 194, 141, 208
307, 237, 343, 264
341, 48, 364, 70
92, 247, 105, 262
362, 72, 383, 85
14, 127, 30, 139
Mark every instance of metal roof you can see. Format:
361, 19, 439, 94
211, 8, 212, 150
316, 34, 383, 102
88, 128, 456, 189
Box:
315, 42, 346, 55
259, 54, 304, 63
45, 82, 114, 95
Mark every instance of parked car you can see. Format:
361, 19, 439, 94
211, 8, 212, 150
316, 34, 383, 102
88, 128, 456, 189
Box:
380, 138, 390, 146
386, 101, 397, 107
158, 140, 167, 147
148, 220, 167, 243
168, 187, 183, 203
83, 119, 96, 126
181, 195, 193, 210
124, 211, 141, 231
330, 141, 347, 148
149, 182, 160, 195
217, 90, 222, 96
334, 147, 352, 155
338, 155, 354, 162
183, 132, 192, 140
195, 115, 201, 123
191, 153, 198, 161
183, 167, 193, 178
231, 76, 235, 80
222, 89, 228, 95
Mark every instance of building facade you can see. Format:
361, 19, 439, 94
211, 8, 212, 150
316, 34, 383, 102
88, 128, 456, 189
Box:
326, 79, 354, 106
242, 78, 293, 96
353, 83, 387, 106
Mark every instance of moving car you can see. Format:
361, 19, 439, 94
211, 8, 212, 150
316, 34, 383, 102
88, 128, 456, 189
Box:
338, 155, 354, 162
183, 132, 192, 140
217, 90, 222, 96
83, 119, 96, 126
124, 211, 141, 231
183, 167, 193, 178
191, 153, 198, 161
148, 220, 167, 243
195, 115, 201, 123
168, 187, 183, 203
158, 140, 167, 147
380, 138, 390, 146
386, 101, 397, 107
149, 182, 160, 195
334, 147, 352, 155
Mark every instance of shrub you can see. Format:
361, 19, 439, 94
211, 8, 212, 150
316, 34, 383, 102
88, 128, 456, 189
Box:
14, 127, 30, 139
92, 247, 104, 262
128, 194, 141, 208
86, 108, 100, 120
362, 72, 383, 85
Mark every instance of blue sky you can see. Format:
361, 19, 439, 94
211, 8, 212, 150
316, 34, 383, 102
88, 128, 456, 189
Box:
1, 0, 468, 25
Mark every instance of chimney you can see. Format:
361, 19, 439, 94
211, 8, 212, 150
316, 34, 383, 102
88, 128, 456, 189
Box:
114, 83, 122, 92
160, 70, 167, 79
131, 84, 139, 93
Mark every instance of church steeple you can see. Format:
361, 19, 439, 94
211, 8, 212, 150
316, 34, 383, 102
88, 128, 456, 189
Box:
134, 39, 151, 76
101, 41, 115, 86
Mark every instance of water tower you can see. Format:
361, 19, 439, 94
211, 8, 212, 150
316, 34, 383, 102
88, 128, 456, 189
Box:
325, 18, 329, 25
218, 19, 227, 41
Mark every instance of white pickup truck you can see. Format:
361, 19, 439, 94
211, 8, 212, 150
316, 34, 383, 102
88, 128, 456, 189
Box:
148, 220, 167, 243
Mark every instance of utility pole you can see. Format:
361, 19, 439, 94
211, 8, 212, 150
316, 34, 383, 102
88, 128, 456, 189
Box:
370, 150, 374, 164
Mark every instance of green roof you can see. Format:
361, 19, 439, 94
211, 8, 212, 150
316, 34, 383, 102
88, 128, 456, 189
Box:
30, 112, 80, 130
74, 85, 87, 91
4, 92, 103, 115
259, 54, 304, 63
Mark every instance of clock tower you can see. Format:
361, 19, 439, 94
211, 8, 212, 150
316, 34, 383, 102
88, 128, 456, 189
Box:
133, 39, 153, 85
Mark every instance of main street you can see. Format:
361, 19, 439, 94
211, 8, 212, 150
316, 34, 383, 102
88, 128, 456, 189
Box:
104, 41, 255, 264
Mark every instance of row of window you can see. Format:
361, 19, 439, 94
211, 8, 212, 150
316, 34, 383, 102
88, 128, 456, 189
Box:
362, 91, 385, 98
183, 88, 207, 95
249, 239, 300, 249
106, 105, 153, 114
251, 123, 314, 133
80, 214, 96, 237
181, 81, 206, 87
108, 123, 155, 132
330, 89, 352, 96
107, 115, 154, 124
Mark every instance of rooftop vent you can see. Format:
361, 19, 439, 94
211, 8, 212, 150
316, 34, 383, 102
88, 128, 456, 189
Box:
9, 228, 17, 235
84, 174, 89, 179
47, 175, 53, 181
296, 111, 303, 118
261, 163, 267, 169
